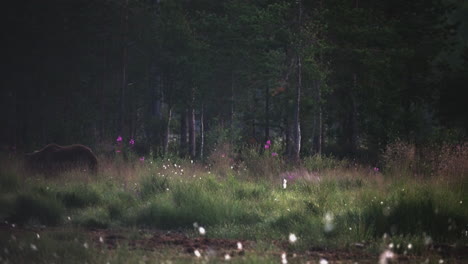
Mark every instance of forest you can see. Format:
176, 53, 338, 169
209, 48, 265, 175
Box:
2, 0, 467, 159
0, 0, 467, 263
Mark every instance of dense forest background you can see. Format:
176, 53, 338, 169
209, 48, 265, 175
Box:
2, 0, 468, 161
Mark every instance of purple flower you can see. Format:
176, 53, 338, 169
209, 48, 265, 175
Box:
266, 140, 271, 145
116, 136, 123, 142
139, 157, 145, 162
264, 144, 270, 149
129, 138, 135, 145
272, 152, 278, 156
116, 150, 121, 153
373, 167, 379, 172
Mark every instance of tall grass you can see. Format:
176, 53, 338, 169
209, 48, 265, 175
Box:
0, 142, 466, 263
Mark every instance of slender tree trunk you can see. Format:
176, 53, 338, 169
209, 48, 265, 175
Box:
163, 106, 172, 155
200, 104, 205, 160
292, 55, 302, 160
188, 106, 196, 159
350, 73, 358, 154
310, 99, 317, 154
290, 0, 302, 161
180, 108, 188, 157
118, 0, 129, 137
264, 85, 270, 143
230, 71, 235, 127
318, 88, 323, 156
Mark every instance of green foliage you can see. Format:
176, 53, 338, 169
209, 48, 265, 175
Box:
0, 149, 466, 263
57, 184, 101, 208
303, 155, 349, 171
9, 192, 64, 226
139, 174, 170, 199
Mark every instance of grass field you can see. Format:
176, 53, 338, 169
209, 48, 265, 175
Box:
0, 148, 467, 263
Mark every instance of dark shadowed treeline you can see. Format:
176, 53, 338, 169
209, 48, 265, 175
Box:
1, 0, 467, 160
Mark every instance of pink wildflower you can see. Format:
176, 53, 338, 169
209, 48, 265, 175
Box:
129, 138, 135, 145
272, 152, 278, 156
139, 157, 145, 162
264, 144, 270, 149
116, 150, 121, 153
373, 167, 379, 172
116, 136, 122, 142
266, 140, 271, 145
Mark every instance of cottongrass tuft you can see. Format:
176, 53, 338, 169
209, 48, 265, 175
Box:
288, 233, 297, 243
378, 250, 395, 264
30, 244, 38, 251
281, 252, 287, 264
198, 227, 206, 235
237, 242, 243, 250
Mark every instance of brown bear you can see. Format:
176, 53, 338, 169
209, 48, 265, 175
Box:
25, 144, 98, 174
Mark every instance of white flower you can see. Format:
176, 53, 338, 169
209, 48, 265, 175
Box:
224, 254, 231, 260
237, 242, 243, 250
283, 179, 287, 189
378, 250, 395, 264
194, 249, 201, 257
30, 244, 38, 251
99, 236, 104, 243
36, 233, 40, 239
83, 242, 89, 249
319, 259, 328, 264
198, 227, 206, 235
289, 233, 297, 243
281, 252, 287, 264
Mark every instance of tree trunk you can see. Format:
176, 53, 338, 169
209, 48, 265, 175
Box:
290, 0, 302, 161
180, 108, 188, 157
350, 73, 358, 154
118, 0, 129, 137
264, 85, 270, 144
317, 79, 323, 156
230, 71, 235, 127
188, 106, 196, 159
200, 104, 205, 160
163, 106, 172, 155
292, 55, 302, 160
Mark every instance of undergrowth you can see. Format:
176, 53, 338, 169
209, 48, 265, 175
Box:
0, 145, 466, 263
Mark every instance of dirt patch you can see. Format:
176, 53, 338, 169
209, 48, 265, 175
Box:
89, 228, 249, 257
1, 223, 467, 263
